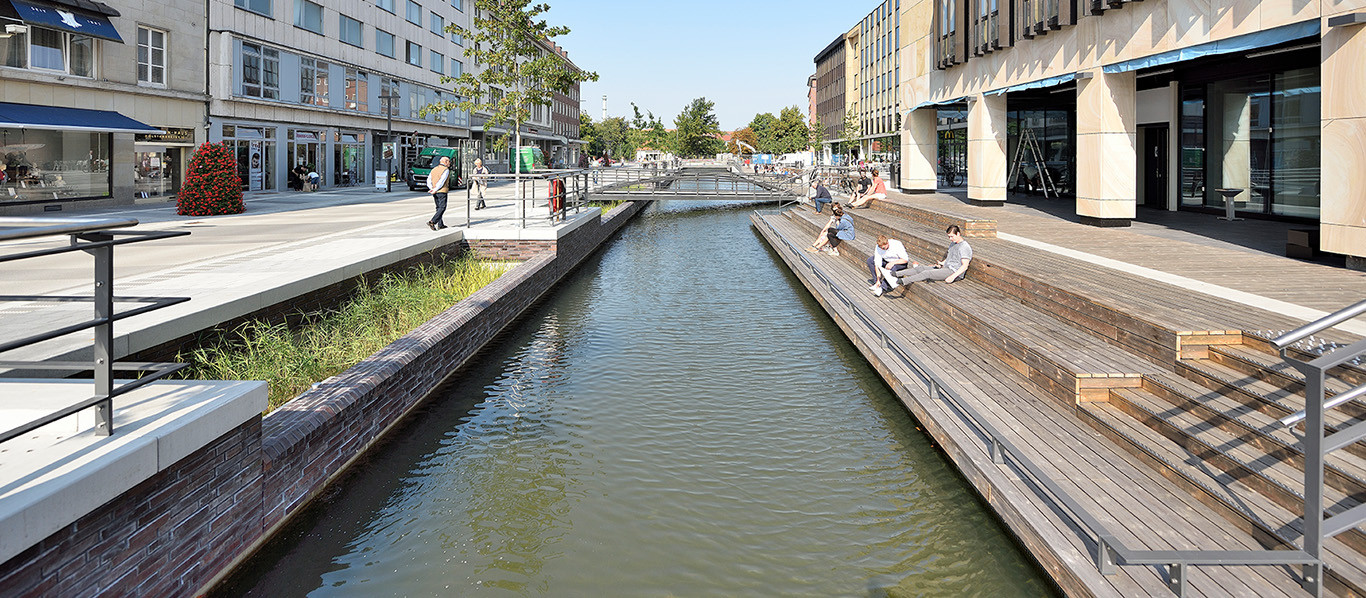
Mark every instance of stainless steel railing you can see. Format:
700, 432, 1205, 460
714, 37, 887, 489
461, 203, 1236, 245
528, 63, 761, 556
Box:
753, 211, 1319, 597
0, 217, 190, 442
1272, 300, 1366, 596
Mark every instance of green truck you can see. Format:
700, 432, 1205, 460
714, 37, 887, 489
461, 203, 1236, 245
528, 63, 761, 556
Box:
510, 146, 546, 173
408, 147, 464, 191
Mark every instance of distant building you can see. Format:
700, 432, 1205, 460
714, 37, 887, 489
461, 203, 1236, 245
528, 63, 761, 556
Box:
813, 34, 846, 165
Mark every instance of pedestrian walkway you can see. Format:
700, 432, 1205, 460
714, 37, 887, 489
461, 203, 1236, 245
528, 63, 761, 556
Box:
0, 181, 599, 371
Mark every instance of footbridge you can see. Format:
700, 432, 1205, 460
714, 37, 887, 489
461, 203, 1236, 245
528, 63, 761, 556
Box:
586, 164, 808, 201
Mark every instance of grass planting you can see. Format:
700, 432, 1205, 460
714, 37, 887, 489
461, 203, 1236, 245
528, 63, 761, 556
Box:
178, 255, 513, 411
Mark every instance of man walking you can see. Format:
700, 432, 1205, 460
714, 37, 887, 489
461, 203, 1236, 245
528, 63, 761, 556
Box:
472, 158, 490, 210
426, 156, 451, 230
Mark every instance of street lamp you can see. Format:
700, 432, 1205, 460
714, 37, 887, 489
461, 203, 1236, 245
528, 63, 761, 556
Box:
379, 93, 398, 192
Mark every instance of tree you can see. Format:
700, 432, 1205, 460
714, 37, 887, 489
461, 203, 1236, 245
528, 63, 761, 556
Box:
672, 97, 724, 158
841, 109, 861, 160
177, 142, 243, 216
726, 127, 758, 155
771, 106, 810, 155
748, 112, 778, 154
808, 115, 825, 153
595, 116, 629, 159
432, 0, 597, 197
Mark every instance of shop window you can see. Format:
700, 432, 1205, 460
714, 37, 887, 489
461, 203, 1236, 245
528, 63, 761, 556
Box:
294, 0, 323, 34
137, 27, 166, 86
234, 0, 271, 17
241, 43, 279, 99
406, 40, 421, 67
300, 57, 329, 106
0, 129, 111, 202
344, 68, 368, 111
340, 14, 363, 47
377, 30, 395, 58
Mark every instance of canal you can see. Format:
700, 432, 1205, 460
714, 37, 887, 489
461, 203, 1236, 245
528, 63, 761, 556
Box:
216, 201, 1055, 597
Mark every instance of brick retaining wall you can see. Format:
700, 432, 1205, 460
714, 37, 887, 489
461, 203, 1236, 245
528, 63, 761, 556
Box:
0, 202, 647, 597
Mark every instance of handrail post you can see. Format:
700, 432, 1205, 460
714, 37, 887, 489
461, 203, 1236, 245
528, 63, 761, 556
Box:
1303, 366, 1326, 597
84, 232, 114, 436
1096, 537, 1117, 575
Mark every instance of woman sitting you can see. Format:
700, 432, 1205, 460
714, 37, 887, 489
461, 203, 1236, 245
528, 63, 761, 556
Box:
804, 204, 855, 257
850, 168, 887, 209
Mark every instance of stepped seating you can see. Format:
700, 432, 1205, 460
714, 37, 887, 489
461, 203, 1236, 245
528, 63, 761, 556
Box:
777, 196, 1366, 596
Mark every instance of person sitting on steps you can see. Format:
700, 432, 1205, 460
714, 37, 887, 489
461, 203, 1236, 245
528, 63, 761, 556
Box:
804, 204, 855, 256
850, 168, 886, 209
811, 178, 833, 213
881, 224, 972, 294
848, 168, 870, 207
868, 234, 910, 297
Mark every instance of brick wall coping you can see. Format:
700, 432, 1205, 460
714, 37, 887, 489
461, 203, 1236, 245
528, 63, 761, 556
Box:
0, 379, 266, 565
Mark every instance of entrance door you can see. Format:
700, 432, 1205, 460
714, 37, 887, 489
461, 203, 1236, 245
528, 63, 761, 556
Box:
1141, 125, 1168, 209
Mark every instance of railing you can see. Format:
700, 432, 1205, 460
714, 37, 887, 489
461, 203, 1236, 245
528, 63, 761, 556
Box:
0, 217, 190, 442
753, 213, 1318, 598
463, 169, 597, 228
1273, 299, 1366, 597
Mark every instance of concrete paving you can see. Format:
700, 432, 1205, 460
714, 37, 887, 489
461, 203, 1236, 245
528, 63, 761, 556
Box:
0, 180, 600, 369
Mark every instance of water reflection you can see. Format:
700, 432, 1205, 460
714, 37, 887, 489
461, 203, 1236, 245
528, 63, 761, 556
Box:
220, 200, 1055, 598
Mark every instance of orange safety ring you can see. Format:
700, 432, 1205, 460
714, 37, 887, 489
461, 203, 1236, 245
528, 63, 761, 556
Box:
549, 178, 565, 213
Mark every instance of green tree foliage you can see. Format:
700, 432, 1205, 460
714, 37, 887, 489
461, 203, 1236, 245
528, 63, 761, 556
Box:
726, 127, 758, 155
580, 113, 601, 157
748, 112, 777, 153
595, 116, 630, 159
770, 106, 812, 155
672, 97, 724, 158
177, 142, 243, 216
841, 109, 862, 158
809, 115, 825, 151
430, 0, 598, 153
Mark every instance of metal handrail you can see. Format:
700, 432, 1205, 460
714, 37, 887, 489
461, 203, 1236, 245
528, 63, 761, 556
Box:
0, 217, 190, 443
1271, 299, 1366, 353
754, 212, 1318, 597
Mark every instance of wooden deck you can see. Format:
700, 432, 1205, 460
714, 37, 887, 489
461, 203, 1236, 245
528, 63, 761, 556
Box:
751, 190, 1366, 597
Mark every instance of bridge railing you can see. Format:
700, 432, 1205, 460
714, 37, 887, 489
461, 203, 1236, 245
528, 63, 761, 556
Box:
0, 217, 190, 443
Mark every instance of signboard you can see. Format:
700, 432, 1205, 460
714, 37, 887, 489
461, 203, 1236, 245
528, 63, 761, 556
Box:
381, 142, 397, 162
248, 141, 263, 191
375, 170, 388, 190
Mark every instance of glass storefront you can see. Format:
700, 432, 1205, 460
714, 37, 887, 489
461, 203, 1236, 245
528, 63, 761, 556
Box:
936, 107, 967, 187
1007, 98, 1075, 197
133, 128, 194, 198
0, 128, 110, 203
287, 129, 323, 190
334, 131, 366, 186
1180, 64, 1320, 218
223, 125, 276, 191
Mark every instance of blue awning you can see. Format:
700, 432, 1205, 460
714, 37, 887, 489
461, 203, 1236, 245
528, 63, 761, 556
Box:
9, 0, 123, 43
1102, 19, 1319, 74
985, 73, 1078, 96
911, 96, 966, 111
0, 102, 162, 133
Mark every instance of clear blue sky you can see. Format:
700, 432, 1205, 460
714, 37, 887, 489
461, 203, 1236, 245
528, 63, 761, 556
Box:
543, 0, 871, 131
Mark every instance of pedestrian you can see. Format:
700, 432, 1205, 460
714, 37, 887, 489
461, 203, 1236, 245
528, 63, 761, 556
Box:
472, 158, 490, 210
306, 168, 320, 191
426, 155, 451, 230
868, 234, 910, 297
811, 178, 833, 214
884, 225, 973, 291
804, 204, 854, 256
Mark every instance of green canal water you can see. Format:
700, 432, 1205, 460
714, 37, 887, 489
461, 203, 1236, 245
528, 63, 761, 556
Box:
217, 201, 1056, 597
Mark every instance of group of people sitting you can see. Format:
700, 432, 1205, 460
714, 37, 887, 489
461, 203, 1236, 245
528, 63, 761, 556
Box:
802, 198, 973, 297
807, 167, 888, 216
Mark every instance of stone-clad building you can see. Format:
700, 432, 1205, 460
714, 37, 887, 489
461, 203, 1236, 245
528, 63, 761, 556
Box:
0, 0, 207, 213
898, 0, 1366, 266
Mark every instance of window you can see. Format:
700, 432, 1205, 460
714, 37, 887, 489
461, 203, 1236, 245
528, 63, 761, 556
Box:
432, 91, 446, 122
409, 86, 424, 118
430, 50, 443, 73
241, 42, 279, 99
0, 27, 91, 75
300, 57, 329, 106
430, 13, 443, 35
137, 27, 166, 85
340, 15, 362, 46
0, 28, 26, 68
380, 78, 400, 115
234, 0, 271, 16
406, 0, 421, 25
451, 58, 462, 77
452, 0, 462, 10
344, 68, 368, 111
406, 40, 421, 66
450, 31, 462, 45
376, 30, 395, 57
294, 0, 323, 33
376, 0, 393, 13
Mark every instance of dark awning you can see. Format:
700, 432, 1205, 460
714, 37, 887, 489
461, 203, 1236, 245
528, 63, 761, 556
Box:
8, 0, 122, 42
0, 102, 162, 134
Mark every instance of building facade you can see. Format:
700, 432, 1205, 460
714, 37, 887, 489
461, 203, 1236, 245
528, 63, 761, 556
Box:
813, 34, 845, 165
899, 0, 1365, 265
0, 0, 207, 213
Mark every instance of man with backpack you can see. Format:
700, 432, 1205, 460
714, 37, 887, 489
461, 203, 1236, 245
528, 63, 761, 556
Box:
426, 156, 451, 231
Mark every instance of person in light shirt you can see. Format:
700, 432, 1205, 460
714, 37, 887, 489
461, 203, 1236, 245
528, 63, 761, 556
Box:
869, 234, 910, 297
850, 168, 887, 209
884, 225, 973, 292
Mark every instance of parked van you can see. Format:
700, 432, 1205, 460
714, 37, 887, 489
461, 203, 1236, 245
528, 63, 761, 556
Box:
510, 146, 546, 173
408, 147, 464, 191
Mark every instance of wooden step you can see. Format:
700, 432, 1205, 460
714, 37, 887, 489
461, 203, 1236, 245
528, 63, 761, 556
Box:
1209, 344, 1366, 422
1177, 357, 1366, 443
1080, 398, 1366, 597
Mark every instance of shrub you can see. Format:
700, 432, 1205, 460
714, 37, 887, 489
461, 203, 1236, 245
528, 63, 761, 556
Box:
177, 142, 244, 216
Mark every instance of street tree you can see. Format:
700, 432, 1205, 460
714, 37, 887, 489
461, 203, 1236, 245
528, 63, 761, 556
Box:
596, 116, 630, 159
673, 97, 723, 158
771, 106, 810, 155
726, 127, 758, 155
808, 115, 825, 153
430, 0, 597, 196
748, 112, 778, 154
841, 110, 861, 161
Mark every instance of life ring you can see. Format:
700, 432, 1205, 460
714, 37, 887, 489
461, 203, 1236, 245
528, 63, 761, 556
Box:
549, 178, 565, 213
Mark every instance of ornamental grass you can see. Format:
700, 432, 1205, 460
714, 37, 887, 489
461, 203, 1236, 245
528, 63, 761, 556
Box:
179, 255, 512, 411
177, 142, 245, 216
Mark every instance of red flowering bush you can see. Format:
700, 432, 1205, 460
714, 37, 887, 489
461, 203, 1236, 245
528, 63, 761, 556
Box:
177, 142, 244, 216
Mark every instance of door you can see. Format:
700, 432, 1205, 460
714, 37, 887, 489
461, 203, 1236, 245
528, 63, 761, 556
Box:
1141, 125, 1168, 209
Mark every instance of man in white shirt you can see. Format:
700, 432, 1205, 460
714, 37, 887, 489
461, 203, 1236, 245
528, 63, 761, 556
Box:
869, 234, 910, 296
